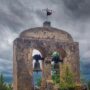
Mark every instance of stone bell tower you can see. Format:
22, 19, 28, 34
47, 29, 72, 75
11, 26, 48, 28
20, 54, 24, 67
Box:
13, 20, 80, 90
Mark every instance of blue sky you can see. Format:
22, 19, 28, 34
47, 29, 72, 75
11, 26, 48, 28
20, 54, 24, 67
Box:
0, 0, 90, 82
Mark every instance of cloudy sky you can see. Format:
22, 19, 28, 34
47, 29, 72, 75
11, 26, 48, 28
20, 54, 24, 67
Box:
0, 0, 90, 82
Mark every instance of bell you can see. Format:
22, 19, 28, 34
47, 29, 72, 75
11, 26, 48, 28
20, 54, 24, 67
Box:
33, 61, 41, 72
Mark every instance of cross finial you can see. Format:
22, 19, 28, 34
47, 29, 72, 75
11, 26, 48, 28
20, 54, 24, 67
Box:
43, 8, 53, 17
42, 8, 53, 27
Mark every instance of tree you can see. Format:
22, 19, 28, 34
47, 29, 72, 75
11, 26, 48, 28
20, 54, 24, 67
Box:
0, 74, 7, 90
0, 74, 12, 90
88, 81, 90, 90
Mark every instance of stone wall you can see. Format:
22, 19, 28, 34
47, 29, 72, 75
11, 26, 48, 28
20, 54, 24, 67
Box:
20, 27, 73, 42
13, 37, 80, 90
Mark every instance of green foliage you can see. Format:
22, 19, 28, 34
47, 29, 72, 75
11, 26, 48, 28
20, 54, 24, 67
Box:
52, 73, 60, 84
7, 84, 12, 90
80, 72, 87, 84
88, 81, 90, 90
0, 74, 7, 90
59, 66, 75, 90
64, 66, 75, 85
52, 63, 60, 85
36, 78, 42, 87
0, 74, 12, 90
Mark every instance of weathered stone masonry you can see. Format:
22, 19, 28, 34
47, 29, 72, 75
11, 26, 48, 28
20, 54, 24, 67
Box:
13, 26, 80, 90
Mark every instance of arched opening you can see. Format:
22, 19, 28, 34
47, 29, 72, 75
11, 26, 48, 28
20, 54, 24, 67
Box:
51, 51, 60, 84
32, 49, 43, 89
51, 48, 66, 84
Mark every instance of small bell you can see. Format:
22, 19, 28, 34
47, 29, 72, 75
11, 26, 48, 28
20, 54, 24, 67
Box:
33, 61, 41, 73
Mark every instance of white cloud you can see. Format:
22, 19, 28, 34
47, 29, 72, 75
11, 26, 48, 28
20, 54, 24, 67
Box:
0, 58, 12, 74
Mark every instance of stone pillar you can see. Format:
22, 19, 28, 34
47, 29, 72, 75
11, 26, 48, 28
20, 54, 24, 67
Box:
67, 43, 80, 84
60, 62, 64, 83
44, 57, 52, 80
13, 40, 18, 90
41, 57, 52, 90
40, 79, 46, 90
27, 48, 33, 90
17, 47, 33, 90
40, 61, 46, 90
74, 43, 80, 84
46, 80, 54, 90
53, 85, 59, 90
27, 49, 33, 77
13, 38, 34, 90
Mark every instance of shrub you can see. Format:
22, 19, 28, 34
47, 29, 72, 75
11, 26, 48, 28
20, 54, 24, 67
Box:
88, 81, 90, 90
52, 73, 60, 84
59, 66, 75, 90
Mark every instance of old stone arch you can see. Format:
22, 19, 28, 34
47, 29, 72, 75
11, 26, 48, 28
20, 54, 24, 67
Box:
31, 48, 44, 88
13, 24, 80, 90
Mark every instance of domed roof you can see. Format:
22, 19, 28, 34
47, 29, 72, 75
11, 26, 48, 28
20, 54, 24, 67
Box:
20, 27, 73, 42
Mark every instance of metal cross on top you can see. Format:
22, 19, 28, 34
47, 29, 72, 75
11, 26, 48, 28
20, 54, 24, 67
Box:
43, 8, 53, 17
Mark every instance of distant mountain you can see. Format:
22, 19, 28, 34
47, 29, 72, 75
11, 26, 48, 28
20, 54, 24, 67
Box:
4, 76, 12, 84
80, 60, 90, 81
4, 72, 42, 84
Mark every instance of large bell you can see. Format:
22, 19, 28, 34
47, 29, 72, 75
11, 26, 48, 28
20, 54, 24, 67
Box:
33, 61, 41, 72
